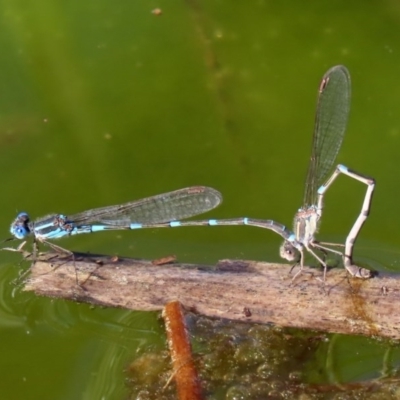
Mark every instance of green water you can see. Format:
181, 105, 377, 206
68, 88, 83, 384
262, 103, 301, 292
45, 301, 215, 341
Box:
0, 0, 399, 398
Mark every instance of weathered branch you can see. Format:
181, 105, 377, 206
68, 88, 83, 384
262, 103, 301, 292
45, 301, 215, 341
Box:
22, 252, 400, 339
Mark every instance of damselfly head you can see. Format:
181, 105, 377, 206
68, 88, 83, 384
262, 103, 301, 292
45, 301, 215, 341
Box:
10, 212, 31, 240
279, 240, 300, 262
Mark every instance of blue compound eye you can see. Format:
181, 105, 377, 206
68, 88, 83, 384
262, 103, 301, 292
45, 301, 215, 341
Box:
13, 226, 28, 239
10, 212, 31, 239
16, 212, 29, 222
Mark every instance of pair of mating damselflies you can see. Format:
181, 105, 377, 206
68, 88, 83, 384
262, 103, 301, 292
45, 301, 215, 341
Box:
5, 65, 375, 282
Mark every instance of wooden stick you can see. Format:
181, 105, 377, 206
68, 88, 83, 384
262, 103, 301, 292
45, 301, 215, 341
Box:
22, 252, 400, 339
163, 301, 202, 400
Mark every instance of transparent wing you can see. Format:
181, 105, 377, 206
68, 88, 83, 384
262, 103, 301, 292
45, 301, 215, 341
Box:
69, 186, 222, 226
303, 65, 351, 206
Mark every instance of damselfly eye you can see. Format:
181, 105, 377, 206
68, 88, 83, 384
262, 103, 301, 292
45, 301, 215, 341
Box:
279, 241, 299, 262
17, 212, 29, 222
12, 226, 28, 239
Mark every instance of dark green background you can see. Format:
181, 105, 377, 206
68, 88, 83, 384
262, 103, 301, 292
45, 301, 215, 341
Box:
0, 1, 399, 398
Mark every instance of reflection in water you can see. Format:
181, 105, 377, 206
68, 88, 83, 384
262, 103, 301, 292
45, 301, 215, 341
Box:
126, 314, 400, 399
